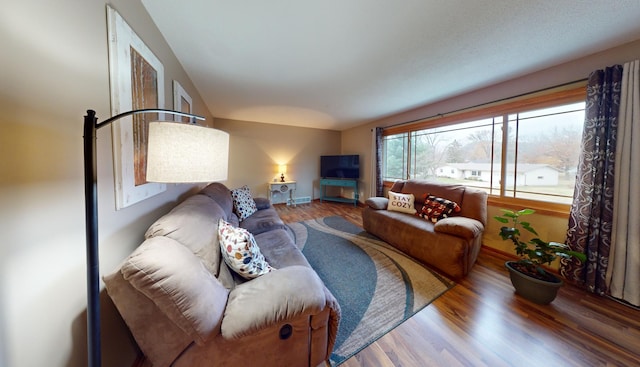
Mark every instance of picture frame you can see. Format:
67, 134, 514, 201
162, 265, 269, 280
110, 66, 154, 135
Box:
107, 6, 166, 209
173, 80, 193, 121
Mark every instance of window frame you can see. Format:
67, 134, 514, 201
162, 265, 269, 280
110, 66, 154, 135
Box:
381, 84, 587, 217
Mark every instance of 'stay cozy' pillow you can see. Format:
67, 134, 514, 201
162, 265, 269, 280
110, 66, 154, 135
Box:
387, 191, 416, 214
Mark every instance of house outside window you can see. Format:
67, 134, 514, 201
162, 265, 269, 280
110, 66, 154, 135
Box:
381, 86, 586, 208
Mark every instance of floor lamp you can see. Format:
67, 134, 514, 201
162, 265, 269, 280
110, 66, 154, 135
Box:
83, 109, 229, 367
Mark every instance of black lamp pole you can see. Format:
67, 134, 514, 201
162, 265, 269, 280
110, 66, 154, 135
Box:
83, 110, 100, 367
82, 109, 204, 367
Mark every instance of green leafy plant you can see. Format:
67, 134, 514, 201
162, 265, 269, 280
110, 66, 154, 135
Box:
494, 208, 586, 280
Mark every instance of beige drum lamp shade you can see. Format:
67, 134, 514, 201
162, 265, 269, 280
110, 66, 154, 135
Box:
146, 121, 229, 183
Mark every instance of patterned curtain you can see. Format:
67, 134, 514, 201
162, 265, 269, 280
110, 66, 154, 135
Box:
560, 65, 623, 295
374, 127, 384, 197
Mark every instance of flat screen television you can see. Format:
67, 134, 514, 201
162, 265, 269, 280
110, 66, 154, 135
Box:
320, 155, 360, 179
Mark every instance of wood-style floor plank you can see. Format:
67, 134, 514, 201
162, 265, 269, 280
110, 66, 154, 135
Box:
274, 201, 640, 367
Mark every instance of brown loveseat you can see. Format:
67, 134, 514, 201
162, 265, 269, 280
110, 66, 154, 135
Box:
104, 182, 340, 367
362, 180, 488, 279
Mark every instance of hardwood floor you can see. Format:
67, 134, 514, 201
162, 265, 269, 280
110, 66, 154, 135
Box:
275, 201, 640, 367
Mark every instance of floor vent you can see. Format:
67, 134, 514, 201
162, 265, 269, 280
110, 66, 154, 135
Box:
290, 196, 312, 205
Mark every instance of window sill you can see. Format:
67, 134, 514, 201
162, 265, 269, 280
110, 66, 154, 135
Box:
488, 196, 570, 218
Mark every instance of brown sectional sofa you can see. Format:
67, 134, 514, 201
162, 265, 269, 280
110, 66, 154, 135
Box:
363, 180, 488, 279
103, 182, 340, 367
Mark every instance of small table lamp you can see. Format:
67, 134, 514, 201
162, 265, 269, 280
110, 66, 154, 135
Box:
279, 164, 287, 182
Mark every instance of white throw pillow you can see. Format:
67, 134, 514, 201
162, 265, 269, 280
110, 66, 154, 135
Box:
230, 185, 258, 221
387, 191, 416, 214
218, 219, 273, 279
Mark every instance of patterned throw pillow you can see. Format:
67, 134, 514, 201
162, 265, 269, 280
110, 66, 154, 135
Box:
387, 191, 416, 214
231, 185, 258, 221
218, 219, 273, 279
418, 194, 461, 223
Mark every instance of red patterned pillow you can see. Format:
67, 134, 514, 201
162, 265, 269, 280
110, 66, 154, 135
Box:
418, 194, 461, 223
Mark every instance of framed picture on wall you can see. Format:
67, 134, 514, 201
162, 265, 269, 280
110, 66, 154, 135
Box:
107, 5, 166, 210
173, 80, 193, 122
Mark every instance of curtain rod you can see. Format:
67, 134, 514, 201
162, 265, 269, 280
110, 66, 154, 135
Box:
382, 78, 588, 130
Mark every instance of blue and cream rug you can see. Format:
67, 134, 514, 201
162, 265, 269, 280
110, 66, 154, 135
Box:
287, 216, 454, 366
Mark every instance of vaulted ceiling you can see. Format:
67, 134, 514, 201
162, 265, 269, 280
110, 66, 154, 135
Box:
142, 1, 640, 130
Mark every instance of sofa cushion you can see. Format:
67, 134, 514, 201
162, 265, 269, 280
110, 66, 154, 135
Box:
254, 196, 271, 210
218, 219, 274, 279
231, 185, 258, 221
145, 194, 225, 277
418, 194, 461, 223
365, 197, 388, 210
120, 236, 229, 345
387, 191, 416, 214
199, 182, 235, 216
240, 206, 287, 235
255, 229, 311, 269
221, 266, 327, 339
434, 216, 484, 239
398, 180, 465, 207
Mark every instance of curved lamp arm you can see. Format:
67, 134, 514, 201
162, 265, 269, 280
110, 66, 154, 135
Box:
92, 108, 204, 129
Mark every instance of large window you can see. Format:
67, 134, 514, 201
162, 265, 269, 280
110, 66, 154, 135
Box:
382, 87, 586, 208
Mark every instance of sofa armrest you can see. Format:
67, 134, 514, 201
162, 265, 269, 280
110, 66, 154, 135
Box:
115, 237, 229, 345
365, 197, 388, 210
221, 266, 327, 339
254, 196, 271, 210
434, 216, 484, 240
460, 188, 488, 225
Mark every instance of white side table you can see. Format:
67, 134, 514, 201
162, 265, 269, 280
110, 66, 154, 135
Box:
268, 181, 296, 206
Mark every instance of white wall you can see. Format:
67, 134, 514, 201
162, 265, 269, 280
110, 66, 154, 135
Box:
214, 118, 342, 200
0, 1, 214, 366
340, 126, 375, 200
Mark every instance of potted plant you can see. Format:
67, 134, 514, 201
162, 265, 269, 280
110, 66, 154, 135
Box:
494, 208, 586, 304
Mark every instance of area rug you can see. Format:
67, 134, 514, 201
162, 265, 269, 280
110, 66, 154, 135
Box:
287, 216, 454, 366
